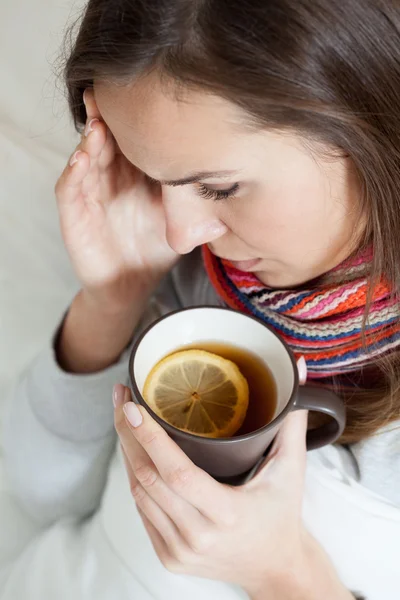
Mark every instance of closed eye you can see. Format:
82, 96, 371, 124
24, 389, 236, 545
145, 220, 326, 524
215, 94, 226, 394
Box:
145, 174, 239, 202
196, 183, 239, 202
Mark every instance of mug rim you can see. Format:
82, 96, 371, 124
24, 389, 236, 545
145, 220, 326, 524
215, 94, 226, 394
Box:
128, 305, 299, 445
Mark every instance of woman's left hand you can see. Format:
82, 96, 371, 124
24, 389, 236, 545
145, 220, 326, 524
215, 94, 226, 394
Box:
113, 385, 350, 600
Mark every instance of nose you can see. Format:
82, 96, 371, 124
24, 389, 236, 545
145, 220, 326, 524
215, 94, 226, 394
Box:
163, 188, 228, 254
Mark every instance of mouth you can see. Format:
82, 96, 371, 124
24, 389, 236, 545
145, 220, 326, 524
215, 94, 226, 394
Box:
207, 245, 262, 272
212, 254, 261, 271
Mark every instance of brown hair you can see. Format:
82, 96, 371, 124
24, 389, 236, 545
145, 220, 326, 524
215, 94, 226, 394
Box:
63, 0, 400, 443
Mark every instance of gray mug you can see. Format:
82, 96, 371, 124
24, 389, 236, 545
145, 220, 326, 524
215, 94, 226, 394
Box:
129, 307, 346, 481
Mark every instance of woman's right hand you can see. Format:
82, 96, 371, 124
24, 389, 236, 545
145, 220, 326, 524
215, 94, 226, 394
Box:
55, 89, 178, 313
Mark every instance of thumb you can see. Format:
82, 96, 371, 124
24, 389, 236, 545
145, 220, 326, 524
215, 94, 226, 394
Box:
274, 409, 308, 459
250, 409, 308, 488
297, 355, 307, 385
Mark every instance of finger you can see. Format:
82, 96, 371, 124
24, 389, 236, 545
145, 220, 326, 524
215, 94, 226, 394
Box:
122, 396, 234, 524
98, 126, 117, 170
114, 385, 142, 439
297, 356, 307, 385
261, 410, 308, 485
115, 388, 207, 540
83, 88, 102, 121
275, 409, 308, 459
81, 116, 115, 170
246, 411, 308, 498
133, 483, 183, 550
81, 118, 107, 161
80, 121, 107, 197
115, 386, 151, 496
122, 425, 206, 541
115, 385, 141, 493
84, 88, 116, 169
120, 445, 139, 491
55, 150, 91, 207
56, 123, 105, 206
137, 507, 176, 570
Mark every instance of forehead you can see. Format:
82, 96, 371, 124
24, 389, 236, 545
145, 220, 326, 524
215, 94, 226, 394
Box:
94, 75, 254, 176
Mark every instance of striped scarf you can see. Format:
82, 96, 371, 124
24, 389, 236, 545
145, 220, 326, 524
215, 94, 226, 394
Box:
203, 246, 400, 378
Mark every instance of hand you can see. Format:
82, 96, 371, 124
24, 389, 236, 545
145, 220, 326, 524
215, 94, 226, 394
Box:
55, 89, 178, 311
113, 385, 351, 599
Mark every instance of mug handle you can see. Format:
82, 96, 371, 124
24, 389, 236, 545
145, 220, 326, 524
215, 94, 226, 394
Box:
241, 386, 347, 485
293, 385, 346, 450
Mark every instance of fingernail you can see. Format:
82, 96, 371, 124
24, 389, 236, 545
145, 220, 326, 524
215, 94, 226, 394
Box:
84, 118, 99, 137
123, 402, 143, 428
69, 150, 81, 167
297, 356, 307, 385
113, 384, 125, 408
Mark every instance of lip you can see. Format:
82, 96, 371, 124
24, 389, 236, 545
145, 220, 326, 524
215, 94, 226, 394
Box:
227, 258, 261, 271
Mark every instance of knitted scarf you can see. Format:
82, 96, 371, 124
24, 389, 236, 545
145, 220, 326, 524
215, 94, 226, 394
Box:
203, 245, 400, 379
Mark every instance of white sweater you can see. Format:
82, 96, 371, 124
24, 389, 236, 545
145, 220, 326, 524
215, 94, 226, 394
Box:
1, 250, 400, 600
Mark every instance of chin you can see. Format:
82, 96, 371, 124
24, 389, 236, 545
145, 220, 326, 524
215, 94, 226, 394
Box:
255, 269, 307, 289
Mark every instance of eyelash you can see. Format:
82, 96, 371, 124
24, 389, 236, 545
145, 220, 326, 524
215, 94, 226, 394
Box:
145, 175, 239, 202
197, 183, 239, 202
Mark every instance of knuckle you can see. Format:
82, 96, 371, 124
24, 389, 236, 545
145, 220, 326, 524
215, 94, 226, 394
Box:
161, 555, 182, 573
166, 466, 192, 492
134, 463, 158, 489
188, 531, 213, 555
171, 544, 192, 567
140, 426, 165, 448
219, 504, 238, 528
130, 482, 145, 502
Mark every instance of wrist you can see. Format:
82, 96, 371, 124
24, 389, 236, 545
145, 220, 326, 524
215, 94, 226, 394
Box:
249, 532, 353, 600
57, 285, 150, 374
300, 533, 353, 600
81, 278, 157, 318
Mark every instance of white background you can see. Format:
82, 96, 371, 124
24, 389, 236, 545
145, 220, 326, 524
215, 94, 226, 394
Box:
0, 0, 84, 532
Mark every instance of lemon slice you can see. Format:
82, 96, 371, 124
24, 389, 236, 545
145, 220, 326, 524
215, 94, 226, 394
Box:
143, 349, 249, 438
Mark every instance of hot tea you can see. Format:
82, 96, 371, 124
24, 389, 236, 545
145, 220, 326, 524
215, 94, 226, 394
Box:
180, 341, 277, 436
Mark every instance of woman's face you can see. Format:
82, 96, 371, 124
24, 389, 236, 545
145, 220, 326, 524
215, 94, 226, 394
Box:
95, 76, 363, 288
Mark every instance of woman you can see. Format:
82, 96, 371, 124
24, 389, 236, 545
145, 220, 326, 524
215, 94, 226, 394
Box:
3, 0, 400, 598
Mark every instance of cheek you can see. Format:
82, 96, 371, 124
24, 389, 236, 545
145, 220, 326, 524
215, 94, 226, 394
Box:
224, 179, 326, 240
222, 174, 352, 256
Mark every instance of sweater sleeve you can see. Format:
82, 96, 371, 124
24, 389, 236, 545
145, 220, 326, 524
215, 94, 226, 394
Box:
2, 273, 181, 526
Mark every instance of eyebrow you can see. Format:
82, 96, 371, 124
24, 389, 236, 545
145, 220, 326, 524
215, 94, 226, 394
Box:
146, 170, 239, 187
